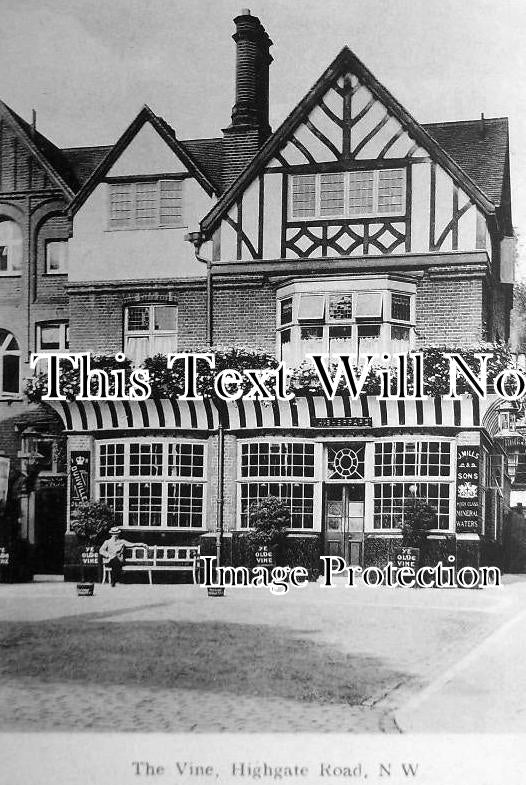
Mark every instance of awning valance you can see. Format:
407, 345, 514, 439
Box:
49, 398, 218, 432
48, 395, 495, 434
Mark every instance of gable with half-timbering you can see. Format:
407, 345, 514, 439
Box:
214, 65, 490, 262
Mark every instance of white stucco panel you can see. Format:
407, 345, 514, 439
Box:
69, 181, 212, 281
108, 122, 188, 177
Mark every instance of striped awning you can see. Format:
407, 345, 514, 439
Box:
48, 394, 498, 433
49, 398, 218, 432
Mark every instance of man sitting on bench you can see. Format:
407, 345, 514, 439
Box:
99, 527, 146, 587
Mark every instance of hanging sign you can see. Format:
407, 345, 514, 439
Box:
70, 451, 90, 513
456, 446, 480, 533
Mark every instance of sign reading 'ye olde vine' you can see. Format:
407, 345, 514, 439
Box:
455, 446, 480, 534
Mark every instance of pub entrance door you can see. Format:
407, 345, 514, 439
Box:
324, 484, 365, 565
33, 485, 67, 574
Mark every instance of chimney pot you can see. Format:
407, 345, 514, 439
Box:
241, 8, 251, 14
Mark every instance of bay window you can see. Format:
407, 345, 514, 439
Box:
277, 283, 414, 364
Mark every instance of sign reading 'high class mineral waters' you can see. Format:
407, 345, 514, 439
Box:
455, 446, 480, 533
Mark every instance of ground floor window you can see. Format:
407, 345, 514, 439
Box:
238, 440, 318, 529
373, 482, 450, 530
240, 482, 315, 529
96, 439, 206, 528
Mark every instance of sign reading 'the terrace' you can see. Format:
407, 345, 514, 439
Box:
456, 447, 480, 534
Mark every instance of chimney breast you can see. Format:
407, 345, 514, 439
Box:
225, 10, 273, 141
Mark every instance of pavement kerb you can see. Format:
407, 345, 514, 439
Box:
394, 606, 526, 732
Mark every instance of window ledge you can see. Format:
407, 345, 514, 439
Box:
104, 225, 188, 233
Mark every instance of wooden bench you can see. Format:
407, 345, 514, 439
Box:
102, 545, 200, 585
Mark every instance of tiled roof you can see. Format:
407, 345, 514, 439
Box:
423, 117, 509, 205
181, 137, 223, 192
61, 146, 112, 187
1, 103, 77, 193
181, 132, 262, 194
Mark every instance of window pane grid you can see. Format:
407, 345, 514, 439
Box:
240, 482, 314, 529
291, 175, 316, 218
128, 482, 163, 527
374, 441, 451, 478
373, 482, 450, 530
241, 442, 315, 479
109, 180, 184, 227
96, 441, 205, 528
167, 483, 204, 527
290, 170, 405, 219
129, 443, 164, 476
391, 293, 411, 321
168, 443, 204, 477
320, 173, 345, 216
378, 169, 405, 213
99, 444, 125, 477
348, 170, 374, 215
98, 482, 124, 525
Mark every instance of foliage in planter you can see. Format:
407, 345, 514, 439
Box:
282, 535, 323, 579
70, 501, 117, 548
25, 347, 278, 403
287, 343, 513, 398
143, 346, 278, 399
25, 355, 133, 402
425, 536, 456, 568
364, 536, 401, 568
244, 496, 290, 557
401, 497, 437, 551
24, 342, 513, 403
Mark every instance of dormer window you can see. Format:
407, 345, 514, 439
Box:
290, 169, 406, 220
108, 179, 184, 229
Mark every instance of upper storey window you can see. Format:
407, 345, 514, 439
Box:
0, 329, 20, 396
108, 179, 184, 229
124, 304, 178, 365
0, 220, 22, 275
46, 241, 68, 274
290, 169, 405, 220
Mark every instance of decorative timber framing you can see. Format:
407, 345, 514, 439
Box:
201, 47, 496, 240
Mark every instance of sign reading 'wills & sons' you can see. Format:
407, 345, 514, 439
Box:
455, 447, 480, 534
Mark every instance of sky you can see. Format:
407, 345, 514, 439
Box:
1, 0, 525, 271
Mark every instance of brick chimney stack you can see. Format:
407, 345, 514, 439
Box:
225, 9, 273, 142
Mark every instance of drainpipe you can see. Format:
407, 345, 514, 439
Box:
185, 231, 223, 571
216, 419, 225, 569
184, 231, 212, 347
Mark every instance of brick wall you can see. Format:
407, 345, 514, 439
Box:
212, 279, 275, 350
415, 273, 485, 346
68, 281, 208, 354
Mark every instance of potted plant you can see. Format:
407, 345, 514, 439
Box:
70, 501, 117, 596
246, 496, 291, 567
397, 492, 438, 582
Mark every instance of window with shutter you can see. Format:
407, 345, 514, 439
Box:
108, 180, 185, 229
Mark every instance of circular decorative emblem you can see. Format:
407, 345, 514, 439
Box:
332, 448, 360, 479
